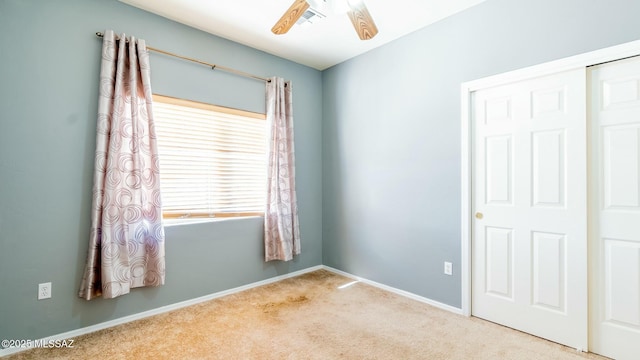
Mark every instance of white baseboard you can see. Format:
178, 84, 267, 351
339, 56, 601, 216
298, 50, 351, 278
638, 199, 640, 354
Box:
0, 265, 323, 358
321, 266, 464, 315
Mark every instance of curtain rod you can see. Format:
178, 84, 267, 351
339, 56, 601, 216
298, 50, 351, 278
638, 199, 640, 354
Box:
95, 32, 270, 83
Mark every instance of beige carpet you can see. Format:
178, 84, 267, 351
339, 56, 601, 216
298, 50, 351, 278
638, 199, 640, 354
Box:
4, 270, 607, 359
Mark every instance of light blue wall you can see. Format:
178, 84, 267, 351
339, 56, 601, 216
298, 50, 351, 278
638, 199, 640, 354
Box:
3, 0, 640, 345
322, 0, 640, 307
0, 0, 322, 341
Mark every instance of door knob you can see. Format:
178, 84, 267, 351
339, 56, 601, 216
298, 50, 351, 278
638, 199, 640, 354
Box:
475, 212, 483, 219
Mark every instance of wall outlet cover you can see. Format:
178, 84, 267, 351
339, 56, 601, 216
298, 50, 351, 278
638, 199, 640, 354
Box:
444, 262, 453, 276
38, 282, 52, 300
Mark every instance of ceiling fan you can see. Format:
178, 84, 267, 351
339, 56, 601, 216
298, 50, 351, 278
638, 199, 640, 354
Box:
271, 0, 379, 40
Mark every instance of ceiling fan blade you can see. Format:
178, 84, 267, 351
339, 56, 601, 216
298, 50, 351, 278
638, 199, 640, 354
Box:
347, 1, 378, 40
272, 0, 310, 35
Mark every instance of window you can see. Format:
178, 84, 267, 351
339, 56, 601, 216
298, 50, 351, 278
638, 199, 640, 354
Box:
152, 94, 267, 219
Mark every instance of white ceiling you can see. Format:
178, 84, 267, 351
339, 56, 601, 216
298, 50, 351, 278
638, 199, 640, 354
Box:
120, 0, 486, 70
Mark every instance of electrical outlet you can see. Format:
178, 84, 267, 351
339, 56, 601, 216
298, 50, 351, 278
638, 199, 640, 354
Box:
444, 262, 453, 276
38, 282, 52, 300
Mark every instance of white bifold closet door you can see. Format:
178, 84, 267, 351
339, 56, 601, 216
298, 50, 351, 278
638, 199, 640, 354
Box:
471, 68, 588, 350
589, 56, 640, 360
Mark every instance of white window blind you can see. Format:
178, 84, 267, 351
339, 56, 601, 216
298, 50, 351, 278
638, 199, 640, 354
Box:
152, 95, 267, 218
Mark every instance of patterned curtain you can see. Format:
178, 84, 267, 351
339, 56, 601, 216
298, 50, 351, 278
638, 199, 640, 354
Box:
264, 77, 301, 261
78, 30, 165, 300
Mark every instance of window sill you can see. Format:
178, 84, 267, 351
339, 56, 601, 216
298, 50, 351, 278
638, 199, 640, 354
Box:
163, 216, 263, 227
